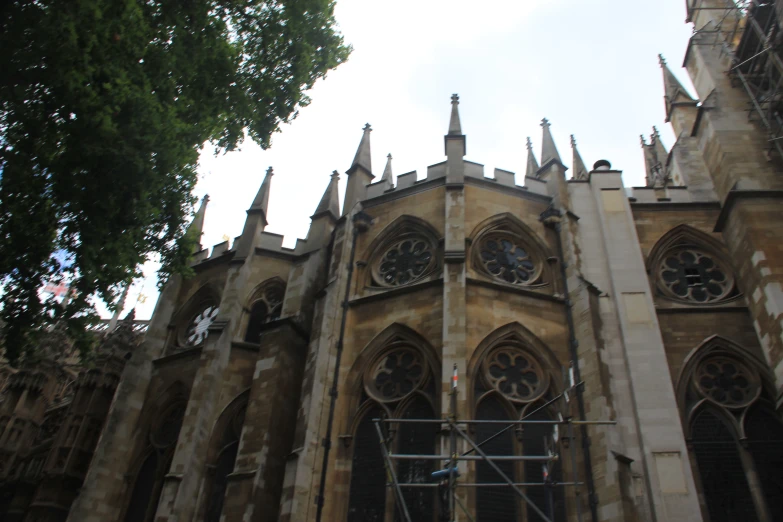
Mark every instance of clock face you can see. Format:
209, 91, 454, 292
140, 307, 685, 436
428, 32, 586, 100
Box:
186, 305, 219, 346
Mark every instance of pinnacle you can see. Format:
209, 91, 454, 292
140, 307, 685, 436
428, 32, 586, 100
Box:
313, 170, 340, 219
448, 93, 463, 135
540, 118, 563, 167
187, 194, 209, 249
349, 124, 373, 174
249, 166, 274, 216
380, 153, 393, 188
570, 135, 589, 181
525, 137, 540, 178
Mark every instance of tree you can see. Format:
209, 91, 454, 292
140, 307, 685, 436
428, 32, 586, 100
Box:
0, 0, 351, 365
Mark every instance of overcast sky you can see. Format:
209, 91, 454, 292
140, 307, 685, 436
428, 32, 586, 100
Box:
114, 0, 698, 320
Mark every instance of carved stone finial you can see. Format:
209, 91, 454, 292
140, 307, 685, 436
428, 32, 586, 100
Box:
526, 137, 533, 150
570, 134, 577, 148
640, 134, 647, 147
540, 117, 550, 128
451, 93, 459, 104
266, 166, 274, 177
363, 123, 372, 132
652, 126, 661, 139
331, 169, 340, 179
387, 153, 392, 159
658, 53, 666, 67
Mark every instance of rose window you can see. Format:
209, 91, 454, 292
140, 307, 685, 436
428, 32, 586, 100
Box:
695, 357, 758, 408
367, 348, 425, 401
484, 347, 545, 402
377, 238, 434, 286
479, 237, 538, 285
186, 305, 219, 346
659, 249, 732, 303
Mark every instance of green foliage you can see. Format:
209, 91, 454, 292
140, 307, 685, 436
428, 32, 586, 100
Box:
0, 0, 350, 365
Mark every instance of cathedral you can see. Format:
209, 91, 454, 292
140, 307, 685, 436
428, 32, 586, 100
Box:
1, 1, 782, 521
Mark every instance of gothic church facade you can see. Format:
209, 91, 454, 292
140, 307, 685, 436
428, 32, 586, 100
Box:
1, 1, 782, 521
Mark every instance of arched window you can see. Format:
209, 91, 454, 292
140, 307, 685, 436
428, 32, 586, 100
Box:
472, 334, 565, 522
361, 216, 440, 289
678, 337, 783, 522
204, 401, 246, 522
124, 401, 186, 522
347, 334, 438, 522
244, 280, 284, 343
647, 225, 738, 304
469, 214, 553, 290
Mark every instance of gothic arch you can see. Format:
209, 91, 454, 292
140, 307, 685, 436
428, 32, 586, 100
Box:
676, 336, 783, 521
343, 323, 440, 522
242, 277, 286, 343
469, 322, 563, 394
676, 334, 776, 435
468, 213, 554, 289
469, 323, 566, 522
345, 323, 441, 411
359, 215, 441, 289
199, 389, 249, 522
122, 381, 188, 522
646, 224, 739, 304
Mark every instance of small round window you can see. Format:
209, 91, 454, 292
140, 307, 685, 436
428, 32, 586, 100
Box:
372, 236, 435, 287
186, 305, 219, 346
478, 235, 541, 285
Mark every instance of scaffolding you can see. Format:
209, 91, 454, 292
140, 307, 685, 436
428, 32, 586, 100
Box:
690, 0, 783, 159
373, 365, 615, 522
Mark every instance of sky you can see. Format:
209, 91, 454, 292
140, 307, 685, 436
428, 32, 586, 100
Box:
111, 0, 699, 320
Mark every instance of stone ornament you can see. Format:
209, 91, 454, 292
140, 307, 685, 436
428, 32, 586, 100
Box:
365, 347, 427, 403
372, 236, 435, 287
659, 249, 733, 303
482, 346, 547, 403
694, 356, 759, 409
478, 235, 540, 285
186, 305, 219, 346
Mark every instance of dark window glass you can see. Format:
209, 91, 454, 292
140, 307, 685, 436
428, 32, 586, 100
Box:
745, 407, 783, 521
475, 396, 516, 522
348, 405, 387, 522
396, 397, 437, 522
522, 409, 565, 522
124, 452, 159, 522
244, 301, 267, 343
691, 410, 757, 522
206, 442, 239, 522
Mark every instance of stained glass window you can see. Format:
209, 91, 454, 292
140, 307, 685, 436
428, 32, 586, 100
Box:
376, 238, 434, 286
479, 236, 539, 285
659, 249, 731, 303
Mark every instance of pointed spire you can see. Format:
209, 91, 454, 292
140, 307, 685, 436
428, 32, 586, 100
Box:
249, 167, 273, 220
525, 137, 540, 178
540, 118, 563, 167
313, 170, 341, 219
642, 127, 669, 187
659, 54, 697, 122
187, 194, 209, 251
380, 153, 393, 189
348, 123, 373, 175
448, 93, 462, 135
570, 135, 589, 181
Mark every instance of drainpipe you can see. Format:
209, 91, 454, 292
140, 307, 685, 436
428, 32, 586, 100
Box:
315, 210, 373, 522
541, 207, 599, 522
